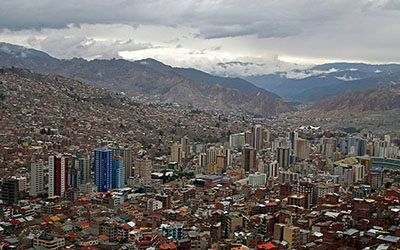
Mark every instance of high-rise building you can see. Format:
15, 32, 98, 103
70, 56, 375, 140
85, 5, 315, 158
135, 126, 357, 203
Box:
48, 155, 69, 197
112, 157, 125, 189
248, 172, 267, 187
277, 146, 290, 169
242, 145, 257, 172
30, 162, 44, 197
367, 167, 384, 189
216, 155, 227, 173
1, 178, 19, 205
198, 153, 207, 169
288, 131, 299, 153
319, 137, 336, 158
70, 155, 91, 189
171, 142, 182, 165
181, 135, 190, 159
229, 133, 245, 151
244, 131, 254, 147
252, 125, 263, 150
295, 139, 310, 160
134, 158, 152, 184
263, 129, 270, 148
267, 160, 279, 178
279, 171, 300, 184
94, 148, 112, 192
111, 145, 133, 181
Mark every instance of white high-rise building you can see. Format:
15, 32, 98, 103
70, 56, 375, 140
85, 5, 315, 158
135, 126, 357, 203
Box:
30, 162, 44, 196
268, 160, 279, 178
248, 172, 267, 187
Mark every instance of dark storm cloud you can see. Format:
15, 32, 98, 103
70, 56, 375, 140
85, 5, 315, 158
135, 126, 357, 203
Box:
1, 0, 400, 73
2, 0, 397, 39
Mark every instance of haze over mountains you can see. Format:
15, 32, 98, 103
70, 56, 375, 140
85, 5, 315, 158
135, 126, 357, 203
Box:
245, 63, 400, 102
0, 42, 292, 117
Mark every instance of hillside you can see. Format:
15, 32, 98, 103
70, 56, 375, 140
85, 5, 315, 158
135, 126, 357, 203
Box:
311, 85, 400, 112
0, 42, 293, 116
0, 68, 247, 149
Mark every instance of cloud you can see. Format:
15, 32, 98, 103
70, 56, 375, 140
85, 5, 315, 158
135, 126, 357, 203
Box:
0, 0, 390, 39
0, 0, 399, 75
27, 34, 152, 60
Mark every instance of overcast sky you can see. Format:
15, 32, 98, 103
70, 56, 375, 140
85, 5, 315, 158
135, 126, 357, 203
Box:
1, 0, 400, 75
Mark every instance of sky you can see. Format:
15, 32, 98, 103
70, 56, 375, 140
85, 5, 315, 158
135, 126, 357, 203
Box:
1, 0, 400, 76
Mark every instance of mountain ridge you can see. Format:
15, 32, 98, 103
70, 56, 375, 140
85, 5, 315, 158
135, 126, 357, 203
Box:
0, 42, 293, 116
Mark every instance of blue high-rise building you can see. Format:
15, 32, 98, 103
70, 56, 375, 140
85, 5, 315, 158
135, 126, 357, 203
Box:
94, 148, 112, 192
112, 158, 125, 189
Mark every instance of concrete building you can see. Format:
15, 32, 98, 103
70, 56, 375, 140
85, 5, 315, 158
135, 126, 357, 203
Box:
242, 145, 257, 172
229, 132, 245, 151
134, 158, 152, 184
1, 178, 19, 205
33, 234, 65, 250
277, 146, 290, 169
30, 162, 45, 196
248, 172, 267, 187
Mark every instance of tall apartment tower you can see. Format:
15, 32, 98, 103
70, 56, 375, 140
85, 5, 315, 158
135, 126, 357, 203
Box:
181, 136, 190, 159
242, 145, 257, 172
245, 131, 254, 147
48, 155, 69, 197
277, 146, 290, 169
252, 125, 263, 150
30, 162, 45, 196
171, 142, 182, 165
111, 145, 133, 182
134, 158, 152, 184
295, 139, 310, 160
70, 155, 91, 189
94, 148, 112, 192
288, 131, 299, 153
112, 157, 125, 189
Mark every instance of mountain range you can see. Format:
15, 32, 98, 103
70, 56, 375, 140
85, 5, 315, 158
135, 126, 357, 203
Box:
1, 42, 399, 115
0, 42, 293, 117
245, 62, 400, 102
